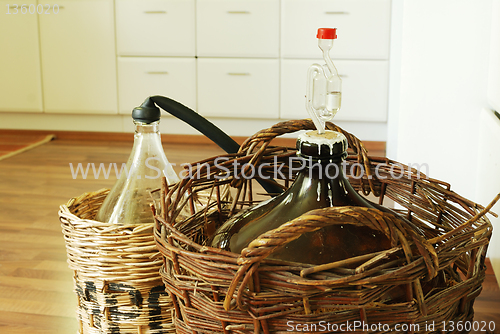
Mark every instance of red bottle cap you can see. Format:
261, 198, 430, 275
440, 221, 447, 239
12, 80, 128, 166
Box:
317, 28, 337, 40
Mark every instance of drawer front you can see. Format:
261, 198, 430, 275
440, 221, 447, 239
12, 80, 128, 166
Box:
196, 0, 280, 58
197, 59, 279, 118
282, 0, 391, 60
280, 59, 389, 122
118, 57, 196, 114
116, 0, 195, 56
0, 0, 43, 112
39, 0, 117, 114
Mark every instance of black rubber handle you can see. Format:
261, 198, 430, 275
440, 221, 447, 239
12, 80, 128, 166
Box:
150, 95, 283, 195
151, 96, 240, 154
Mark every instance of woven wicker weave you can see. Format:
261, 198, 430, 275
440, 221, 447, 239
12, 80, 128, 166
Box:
59, 189, 175, 334
154, 119, 498, 334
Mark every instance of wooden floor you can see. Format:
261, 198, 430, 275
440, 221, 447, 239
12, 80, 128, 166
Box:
0, 137, 498, 333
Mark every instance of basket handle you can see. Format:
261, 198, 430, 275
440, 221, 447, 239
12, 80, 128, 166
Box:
223, 205, 438, 311
233, 119, 379, 196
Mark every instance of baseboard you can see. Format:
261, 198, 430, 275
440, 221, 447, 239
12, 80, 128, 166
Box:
0, 129, 386, 154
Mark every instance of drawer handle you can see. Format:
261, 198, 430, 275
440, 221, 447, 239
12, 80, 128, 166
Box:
227, 72, 250, 76
325, 11, 349, 15
144, 10, 167, 14
146, 71, 169, 75
227, 11, 250, 14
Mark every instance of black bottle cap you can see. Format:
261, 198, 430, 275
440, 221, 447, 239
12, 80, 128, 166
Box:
132, 97, 161, 123
297, 130, 348, 160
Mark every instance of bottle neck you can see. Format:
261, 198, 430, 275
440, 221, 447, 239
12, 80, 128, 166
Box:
292, 154, 370, 207
135, 120, 160, 135
296, 154, 349, 181
128, 120, 166, 175
133, 120, 162, 147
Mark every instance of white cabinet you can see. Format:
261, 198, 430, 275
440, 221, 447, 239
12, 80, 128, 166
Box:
0, 0, 43, 112
1, 0, 392, 138
281, 59, 389, 121
117, 0, 392, 124
0, 0, 392, 129
39, 0, 117, 114
196, 0, 280, 119
118, 57, 196, 114
115, 0, 196, 111
281, 0, 391, 59
116, 0, 195, 57
196, 0, 280, 58
116, 0, 281, 119
280, 0, 391, 123
197, 59, 279, 118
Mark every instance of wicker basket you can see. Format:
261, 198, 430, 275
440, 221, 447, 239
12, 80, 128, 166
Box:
59, 189, 175, 334
153, 119, 498, 334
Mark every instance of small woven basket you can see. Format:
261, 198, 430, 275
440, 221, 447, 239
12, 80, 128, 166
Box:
59, 190, 175, 334
154, 119, 498, 334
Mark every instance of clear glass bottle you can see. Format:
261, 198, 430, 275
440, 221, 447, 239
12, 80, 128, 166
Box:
95, 98, 180, 225
209, 130, 391, 265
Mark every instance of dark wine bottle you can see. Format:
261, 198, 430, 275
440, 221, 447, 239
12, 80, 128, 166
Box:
209, 130, 391, 265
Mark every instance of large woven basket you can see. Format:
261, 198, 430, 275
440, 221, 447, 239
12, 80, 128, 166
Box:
153, 119, 498, 334
59, 190, 175, 334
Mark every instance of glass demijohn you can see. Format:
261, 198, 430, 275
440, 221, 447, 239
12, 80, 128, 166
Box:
209, 130, 391, 264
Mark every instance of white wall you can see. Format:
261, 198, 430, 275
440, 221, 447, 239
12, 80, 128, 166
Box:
481, 0, 500, 283
488, 0, 500, 112
388, 0, 493, 199
476, 108, 500, 284
388, 0, 500, 280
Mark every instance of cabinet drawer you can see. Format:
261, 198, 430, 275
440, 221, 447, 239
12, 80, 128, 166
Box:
282, 0, 391, 60
118, 57, 196, 114
196, 0, 280, 58
197, 59, 279, 118
280, 59, 388, 122
116, 0, 195, 56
